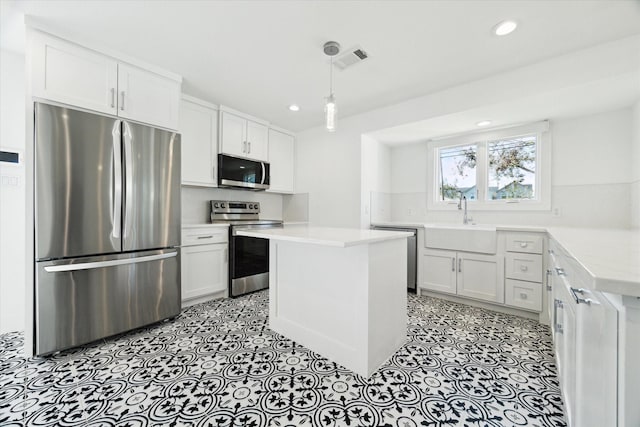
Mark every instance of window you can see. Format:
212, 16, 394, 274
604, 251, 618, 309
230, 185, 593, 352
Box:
438, 145, 477, 201
427, 121, 550, 211
488, 135, 536, 200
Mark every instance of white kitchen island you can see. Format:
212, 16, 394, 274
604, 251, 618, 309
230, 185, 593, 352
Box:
236, 226, 412, 377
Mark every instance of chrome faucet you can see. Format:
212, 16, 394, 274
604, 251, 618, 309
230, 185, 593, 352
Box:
458, 193, 469, 225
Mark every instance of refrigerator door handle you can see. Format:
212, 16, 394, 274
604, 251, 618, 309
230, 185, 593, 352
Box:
44, 252, 177, 273
122, 122, 134, 239
112, 121, 122, 239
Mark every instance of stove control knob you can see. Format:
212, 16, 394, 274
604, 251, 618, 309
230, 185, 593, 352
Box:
253, 204, 258, 209
250, 204, 255, 209
214, 203, 219, 208
221, 203, 226, 208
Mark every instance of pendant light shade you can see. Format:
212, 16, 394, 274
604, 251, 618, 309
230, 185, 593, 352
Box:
323, 41, 340, 132
325, 94, 337, 132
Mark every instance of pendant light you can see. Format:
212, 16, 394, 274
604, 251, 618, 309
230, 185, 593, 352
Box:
323, 41, 340, 132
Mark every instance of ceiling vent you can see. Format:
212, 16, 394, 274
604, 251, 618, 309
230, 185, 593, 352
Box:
333, 46, 369, 70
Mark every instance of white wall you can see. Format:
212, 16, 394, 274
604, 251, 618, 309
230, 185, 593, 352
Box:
295, 36, 640, 229
361, 135, 391, 227
631, 101, 640, 229
296, 126, 362, 227
0, 49, 26, 334
385, 108, 634, 228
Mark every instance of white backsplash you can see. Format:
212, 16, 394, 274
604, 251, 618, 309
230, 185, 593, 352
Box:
371, 182, 632, 228
182, 187, 285, 224
283, 193, 310, 223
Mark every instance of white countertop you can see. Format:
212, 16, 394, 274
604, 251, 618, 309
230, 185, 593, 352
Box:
371, 221, 547, 233
547, 227, 640, 297
373, 221, 638, 296
236, 226, 413, 248
182, 223, 229, 229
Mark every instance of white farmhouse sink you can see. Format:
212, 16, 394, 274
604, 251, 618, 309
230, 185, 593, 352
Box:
424, 224, 497, 254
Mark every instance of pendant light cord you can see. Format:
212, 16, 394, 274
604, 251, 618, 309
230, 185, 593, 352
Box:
329, 56, 333, 96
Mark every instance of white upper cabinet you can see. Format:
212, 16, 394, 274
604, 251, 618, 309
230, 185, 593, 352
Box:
246, 120, 269, 161
30, 30, 181, 130
32, 32, 118, 116
179, 96, 219, 187
219, 112, 247, 158
267, 128, 295, 194
117, 63, 180, 130
219, 108, 269, 161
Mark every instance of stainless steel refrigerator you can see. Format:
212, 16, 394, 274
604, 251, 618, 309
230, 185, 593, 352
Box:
34, 103, 181, 356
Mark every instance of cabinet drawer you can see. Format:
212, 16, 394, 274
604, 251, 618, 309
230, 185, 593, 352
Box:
506, 233, 543, 254
505, 279, 542, 311
505, 252, 542, 282
182, 227, 228, 246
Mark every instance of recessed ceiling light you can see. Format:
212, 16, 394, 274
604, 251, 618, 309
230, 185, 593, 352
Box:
288, 104, 300, 112
476, 120, 492, 127
493, 20, 517, 36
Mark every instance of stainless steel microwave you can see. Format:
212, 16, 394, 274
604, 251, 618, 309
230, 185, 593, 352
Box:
218, 154, 270, 190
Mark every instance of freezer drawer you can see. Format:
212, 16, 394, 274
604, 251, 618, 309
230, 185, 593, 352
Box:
35, 249, 180, 356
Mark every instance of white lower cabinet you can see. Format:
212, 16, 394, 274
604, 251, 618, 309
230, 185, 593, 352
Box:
457, 253, 503, 303
420, 249, 503, 303
420, 249, 457, 294
505, 279, 542, 311
550, 238, 617, 427
181, 226, 228, 305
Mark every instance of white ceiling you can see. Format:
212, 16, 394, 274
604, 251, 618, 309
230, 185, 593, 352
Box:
2, 0, 640, 132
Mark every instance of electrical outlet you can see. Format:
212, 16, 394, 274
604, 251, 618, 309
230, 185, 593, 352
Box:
552, 207, 562, 217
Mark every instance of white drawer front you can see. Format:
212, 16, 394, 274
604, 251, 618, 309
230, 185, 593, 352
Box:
505, 252, 543, 282
505, 279, 542, 311
182, 228, 228, 246
506, 233, 543, 254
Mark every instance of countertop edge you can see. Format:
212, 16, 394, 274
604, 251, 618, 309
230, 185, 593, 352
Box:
236, 229, 413, 247
182, 223, 229, 229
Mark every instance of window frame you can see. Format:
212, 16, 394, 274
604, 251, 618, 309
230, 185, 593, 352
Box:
426, 121, 551, 212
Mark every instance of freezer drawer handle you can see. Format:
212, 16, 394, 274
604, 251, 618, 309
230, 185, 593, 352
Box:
197, 235, 214, 239
44, 252, 177, 273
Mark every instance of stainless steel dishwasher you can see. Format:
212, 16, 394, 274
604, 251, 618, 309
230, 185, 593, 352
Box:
371, 226, 417, 293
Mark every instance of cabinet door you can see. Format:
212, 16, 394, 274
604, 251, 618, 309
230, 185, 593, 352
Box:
245, 120, 269, 161
457, 253, 503, 303
555, 280, 577, 427
181, 244, 228, 301
420, 249, 456, 295
575, 292, 617, 427
220, 112, 247, 157
117, 63, 180, 130
32, 33, 118, 116
266, 129, 295, 193
179, 99, 217, 186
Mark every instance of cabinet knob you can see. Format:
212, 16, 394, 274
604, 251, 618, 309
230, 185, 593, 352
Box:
520, 293, 528, 299
520, 242, 528, 248
520, 265, 528, 272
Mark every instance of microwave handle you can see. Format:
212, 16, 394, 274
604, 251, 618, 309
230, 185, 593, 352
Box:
261, 162, 266, 184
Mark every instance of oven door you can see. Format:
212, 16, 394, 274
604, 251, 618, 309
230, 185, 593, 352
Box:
230, 223, 282, 297
218, 154, 270, 190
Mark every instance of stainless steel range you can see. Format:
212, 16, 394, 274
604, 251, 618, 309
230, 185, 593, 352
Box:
210, 200, 283, 297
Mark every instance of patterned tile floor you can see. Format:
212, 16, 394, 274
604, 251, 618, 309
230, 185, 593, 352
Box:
0, 291, 565, 426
